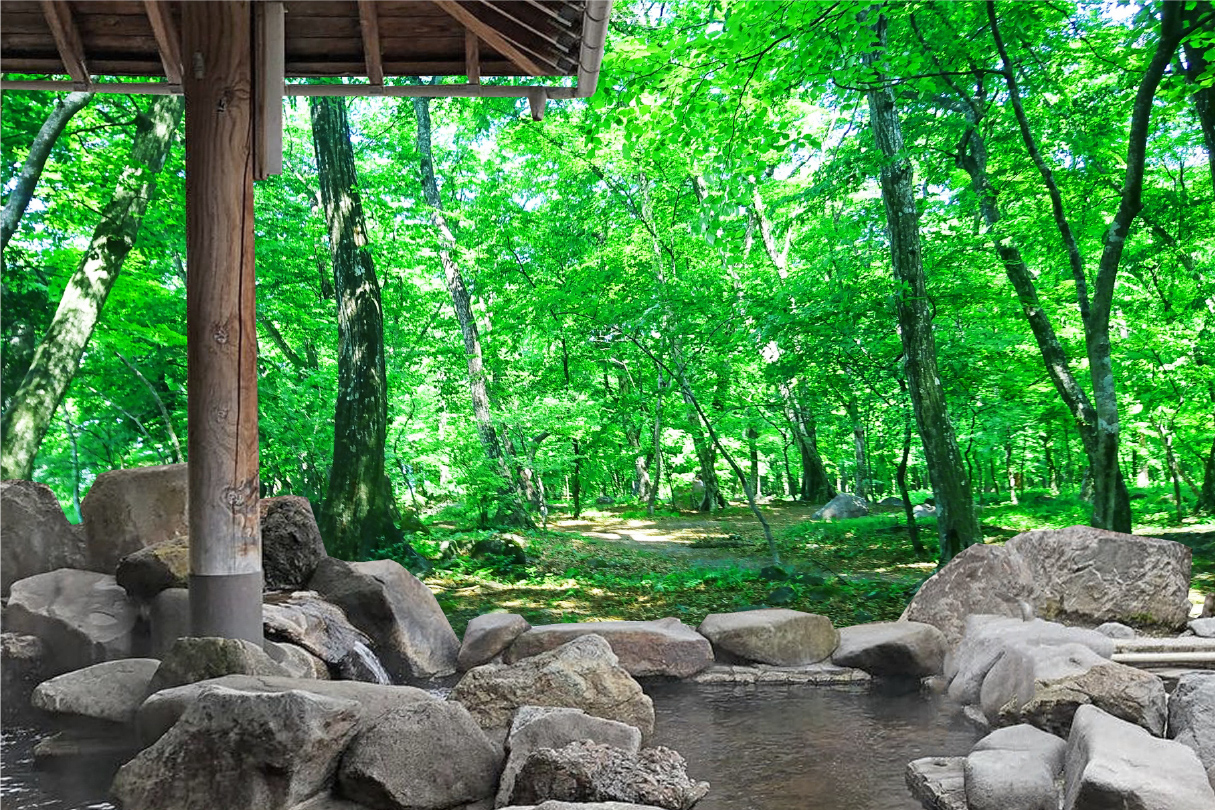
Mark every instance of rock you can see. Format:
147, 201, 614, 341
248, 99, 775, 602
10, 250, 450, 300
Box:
1005, 525, 1191, 630
595, 496, 615, 506
1168, 672, 1215, 787
1, 632, 48, 719
1188, 617, 1215, 638
812, 493, 868, 520
876, 496, 905, 508
115, 537, 190, 600
149, 587, 191, 657
1, 479, 88, 594
498, 706, 643, 807
508, 741, 708, 810
291, 795, 374, 810
905, 757, 967, 810
147, 636, 289, 693
913, 504, 936, 519
450, 634, 655, 738
830, 620, 945, 677
32, 658, 160, 725
1203, 592, 1215, 618
971, 724, 1067, 774
460, 613, 532, 671
697, 609, 838, 666
965, 749, 1058, 810
266, 641, 331, 679
263, 590, 388, 682
902, 545, 1037, 645
1063, 704, 1215, 810
1094, 621, 1136, 639
4, 569, 139, 674
81, 463, 188, 572
471, 535, 528, 568
112, 686, 359, 810
500, 805, 669, 810
261, 496, 327, 591
338, 700, 503, 810
309, 557, 459, 681
505, 618, 712, 678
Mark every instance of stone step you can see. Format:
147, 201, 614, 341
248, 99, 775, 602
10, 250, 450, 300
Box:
1111, 651, 1215, 667
1114, 637, 1215, 654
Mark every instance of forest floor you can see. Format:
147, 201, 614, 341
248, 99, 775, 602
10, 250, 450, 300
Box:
410, 491, 1215, 636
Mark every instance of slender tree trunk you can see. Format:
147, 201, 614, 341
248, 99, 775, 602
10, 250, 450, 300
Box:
785, 385, 834, 502
2, 91, 93, 252
1005, 436, 1019, 505
685, 399, 724, 511
747, 426, 761, 499
647, 372, 665, 515
1200, 437, 1215, 514
1181, 0, 1215, 191
1, 96, 183, 480
63, 400, 82, 522
846, 395, 869, 499
897, 398, 925, 556
866, 12, 980, 561
116, 349, 184, 463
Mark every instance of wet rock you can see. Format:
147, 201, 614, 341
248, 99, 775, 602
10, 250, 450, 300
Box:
460, 613, 532, 671
149, 587, 190, 657
1, 632, 47, 719
113, 686, 359, 810
4, 569, 139, 674
1, 479, 88, 594
147, 636, 289, 693
507, 741, 708, 810
115, 536, 190, 600
265, 640, 330, 680
1168, 672, 1215, 786
450, 634, 655, 738
261, 496, 327, 591
263, 590, 387, 682
812, 493, 868, 520
831, 620, 946, 677
309, 557, 459, 681
505, 618, 712, 678
32, 658, 160, 725
905, 758, 967, 810
902, 545, 1037, 645
697, 609, 838, 666
338, 700, 503, 810
497, 706, 643, 807
1094, 622, 1136, 639
1063, 704, 1215, 810
81, 463, 188, 572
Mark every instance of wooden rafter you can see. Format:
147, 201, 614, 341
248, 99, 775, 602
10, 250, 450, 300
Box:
39, 0, 88, 86
465, 29, 481, 84
143, 0, 183, 87
433, 0, 547, 78
357, 0, 384, 86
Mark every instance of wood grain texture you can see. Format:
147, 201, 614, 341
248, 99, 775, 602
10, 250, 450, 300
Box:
40, 0, 89, 83
356, 0, 384, 85
142, 0, 182, 85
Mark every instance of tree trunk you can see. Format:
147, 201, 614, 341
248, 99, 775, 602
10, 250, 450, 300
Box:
647, 372, 666, 515
1181, 0, 1215, 191
897, 398, 925, 556
1, 96, 183, 480
311, 96, 414, 563
747, 426, 761, 498
685, 399, 724, 511
866, 12, 980, 561
1005, 436, 1019, 505
2, 91, 93, 252
846, 395, 869, 499
1200, 437, 1215, 514
785, 386, 834, 502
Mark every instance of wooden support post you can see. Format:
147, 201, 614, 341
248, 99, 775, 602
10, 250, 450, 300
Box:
182, 1, 263, 644
40, 0, 89, 87
255, 1, 285, 180
435, 0, 547, 77
357, 0, 385, 87
465, 29, 480, 84
143, 0, 184, 88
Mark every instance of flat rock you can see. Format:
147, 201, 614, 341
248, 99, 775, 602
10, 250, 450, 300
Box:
698, 609, 838, 666
460, 613, 532, 671
1094, 621, 1136, 639
684, 661, 870, 686
965, 749, 1058, 810
500, 805, 668, 810
812, 493, 869, 520
905, 757, 967, 810
309, 557, 459, 681
32, 658, 160, 725
147, 636, 289, 693
261, 496, 327, 591
1, 480, 88, 594
1187, 617, 1215, 638
115, 537, 189, 600
505, 618, 711, 678
450, 634, 655, 738
113, 686, 359, 810
1063, 704, 1215, 810
1168, 672, 1215, 787
263, 590, 388, 682
4, 568, 139, 674
81, 463, 188, 572
970, 724, 1066, 774
338, 700, 503, 810
831, 620, 945, 677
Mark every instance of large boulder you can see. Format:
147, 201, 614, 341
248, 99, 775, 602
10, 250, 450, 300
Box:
115, 536, 190, 600
81, 463, 188, 572
1168, 672, 1215, 787
309, 557, 459, 681
260, 496, 327, 591
1, 479, 88, 594
265, 640, 331, 680
450, 634, 655, 738
149, 587, 191, 657
263, 590, 388, 682
146, 636, 289, 693
971, 723, 1067, 773
812, 493, 869, 520
965, 748, 1059, 810
830, 620, 945, 677
460, 613, 532, 671
112, 686, 359, 810
4, 568, 140, 673
501, 805, 671, 810
1, 632, 48, 718
505, 618, 712, 678
902, 545, 1036, 645
697, 609, 838, 666
507, 741, 708, 810
338, 700, 503, 810
1063, 704, 1215, 810
32, 658, 160, 725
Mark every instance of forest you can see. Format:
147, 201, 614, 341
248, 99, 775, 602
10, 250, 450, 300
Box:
3, 0, 1213, 629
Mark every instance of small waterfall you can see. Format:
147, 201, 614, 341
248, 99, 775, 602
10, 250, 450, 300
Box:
263, 590, 393, 684
341, 642, 392, 685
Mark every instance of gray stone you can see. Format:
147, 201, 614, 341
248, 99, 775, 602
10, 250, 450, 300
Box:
965, 749, 1058, 810
266, 641, 330, 680
32, 658, 160, 724
1168, 672, 1215, 787
4, 568, 139, 674
812, 493, 869, 520
830, 620, 945, 677
697, 609, 838, 666
1187, 617, 1215, 638
147, 636, 289, 693
113, 686, 359, 810
507, 741, 708, 810
1063, 704, 1215, 810
263, 590, 386, 682
904, 758, 967, 810
261, 496, 327, 591
505, 618, 711, 678
498, 706, 643, 807
971, 724, 1067, 775
81, 463, 188, 572
309, 557, 459, 681
149, 587, 190, 657
913, 504, 936, 519
290, 795, 373, 810
338, 700, 503, 810
450, 634, 655, 738
1, 632, 47, 718
115, 537, 190, 600
1, 479, 88, 594
685, 661, 869, 686
1094, 622, 1137, 639
460, 613, 532, 671
499, 805, 668, 810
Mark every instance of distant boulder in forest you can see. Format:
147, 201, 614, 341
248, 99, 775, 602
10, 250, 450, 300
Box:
812, 493, 869, 520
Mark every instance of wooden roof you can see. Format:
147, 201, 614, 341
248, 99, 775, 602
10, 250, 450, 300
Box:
1, 1, 608, 92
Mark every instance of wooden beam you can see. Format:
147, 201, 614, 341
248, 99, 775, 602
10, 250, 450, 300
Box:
356, 0, 384, 86
255, 1, 285, 180
143, 0, 183, 87
433, 0, 547, 78
39, 0, 89, 86
182, 0, 264, 645
465, 28, 480, 84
